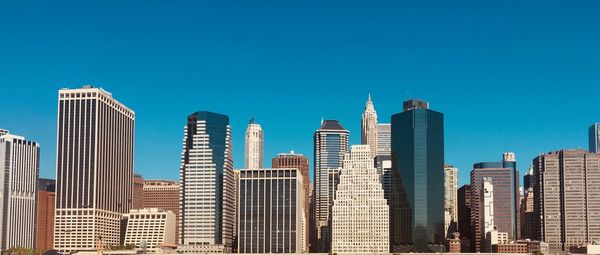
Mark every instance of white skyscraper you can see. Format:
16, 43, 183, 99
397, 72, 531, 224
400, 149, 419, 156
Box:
179, 111, 235, 253
444, 165, 458, 238
0, 131, 39, 249
361, 94, 378, 158
54, 86, 135, 252
376, 123, 390, 156
244, 118, 263, 169
332, 145, 389, 254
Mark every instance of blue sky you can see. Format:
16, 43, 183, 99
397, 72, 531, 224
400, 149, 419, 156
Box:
1, 1, 599, 186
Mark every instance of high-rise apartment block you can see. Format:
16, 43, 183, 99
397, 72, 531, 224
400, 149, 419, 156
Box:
37, 179, 56, 250
179, 111, 235, 252
313, 120, 349, 252
331, 145, 389, 254
361, 94, 378, 158
0, 131, 40, 250
124, 208, 176, 253
390, 99, 445, 252
532, 150, 600, 252
237, 168, 307, 253
469, 153, 519, 252
272, 151, 310, 250
143, 180, 180, 244
54, 86, 135, 252
377, 124, 391, 156
245, 118, 264, 169
444, 165, 458, 238
589, 123, 600, 153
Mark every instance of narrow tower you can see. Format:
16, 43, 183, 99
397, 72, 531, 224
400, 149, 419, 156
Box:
361, 94, 378, 158
245, 118, 264, 169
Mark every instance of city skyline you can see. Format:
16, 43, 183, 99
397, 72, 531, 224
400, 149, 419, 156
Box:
2, 1, 600, 188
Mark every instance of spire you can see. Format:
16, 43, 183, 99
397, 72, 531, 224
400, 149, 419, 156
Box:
365, 93, 375, 111
249, 117, 255, 124
321, 117, 324, 125
367, 93, 372, 103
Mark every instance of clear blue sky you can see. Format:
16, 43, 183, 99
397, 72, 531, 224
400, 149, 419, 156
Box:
1, 1, 599, 186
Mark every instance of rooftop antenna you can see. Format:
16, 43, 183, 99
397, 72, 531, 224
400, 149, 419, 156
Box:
320, 117, 324, 125
249, 117, 255, 124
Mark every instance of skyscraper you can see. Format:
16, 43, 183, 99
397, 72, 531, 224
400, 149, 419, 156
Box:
377, 123, 391, 156
179, 111, 235, 252
520, 187, 534, 240
469, 153, 519, 252
480, 178, 494, 252
0, 130, 40, 250
532, 150, 600, 252
143, 180, 180, 244
457, 185, 472, 252
237, 168, 307, 253
444, 165, 458, 238
376, 155, 392, 206
390, 99, 445, 252
361, 94, 378, 158
589, 123, 600, 153
37, 179, 55, 250
54, 86, 135, 252
313, 120, 349, 252
245, 118, 264, 169
331, 145, 389, 253
272, 151, 310, 250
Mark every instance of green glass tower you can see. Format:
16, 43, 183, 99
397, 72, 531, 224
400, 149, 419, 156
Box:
390, 99, 445, 252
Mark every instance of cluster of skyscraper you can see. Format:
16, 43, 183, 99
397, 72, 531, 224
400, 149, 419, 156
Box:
3, 85, 600, 254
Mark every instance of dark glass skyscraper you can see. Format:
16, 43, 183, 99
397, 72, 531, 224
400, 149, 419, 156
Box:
390, 99, 445, 252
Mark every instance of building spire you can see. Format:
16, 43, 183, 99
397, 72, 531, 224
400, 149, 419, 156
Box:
249, 117, 255, 124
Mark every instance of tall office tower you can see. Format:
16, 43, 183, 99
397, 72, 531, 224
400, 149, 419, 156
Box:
377, 123, 391, 156
444, 165, 459, 238
361, 94, 378, 158
179, 111, 235, 252
245, 118, 264, 169
480, 178, 495, 252
0, 131, 39, 250
390, 99, 445, 252
331, 145, 389, 253
532, 150, 600, 252
589, 123, 600, 153
457, 185, 472, 252
37, 179, 56, 250
375, 155, 392, 206
132, 173, 144, 209
237, 168, 306, 253
313, 120, 349, 252
523, 165, 534, 191
54, 86, 135, 252
143, 180, 180, 244
124, 208, 176, 253
520, 187, 534, 240
272, 151, 310, 250
469, 153, 519, 252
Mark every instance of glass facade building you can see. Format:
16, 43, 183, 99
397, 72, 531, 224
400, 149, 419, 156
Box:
390, 99, 445, 252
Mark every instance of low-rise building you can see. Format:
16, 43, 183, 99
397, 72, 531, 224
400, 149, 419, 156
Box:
124, 208, 176, 253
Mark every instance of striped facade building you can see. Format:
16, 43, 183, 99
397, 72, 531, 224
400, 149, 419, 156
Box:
54, 86, 135, 252
179, 111, 235, 252
237, 168, 307, 253
124, 208, 176, 253
0, 131, 40, 250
